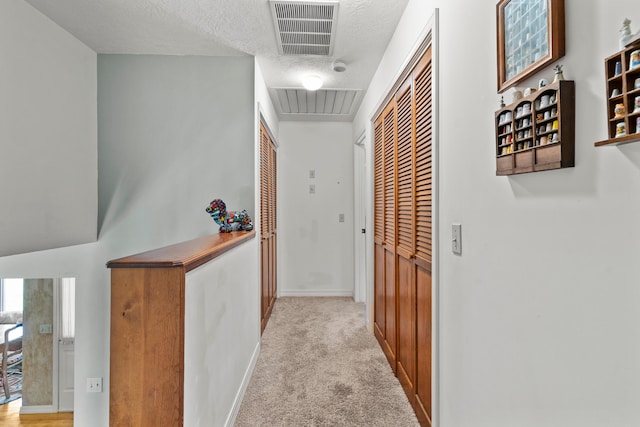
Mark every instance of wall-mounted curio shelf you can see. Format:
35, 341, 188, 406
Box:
595, 42, 640, 147
495, 80, 575, 175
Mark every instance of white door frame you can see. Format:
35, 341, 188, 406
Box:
353, 131, 367, 304
52, 278, 61, 413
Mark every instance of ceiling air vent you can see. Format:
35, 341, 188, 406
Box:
269, 1, 339, 56
275, 88, 360, 116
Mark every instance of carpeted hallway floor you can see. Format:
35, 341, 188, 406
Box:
235, 297, 420, 427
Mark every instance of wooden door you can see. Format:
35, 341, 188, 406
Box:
382, 102, 397, 370
260, 122, 277, 333
413, 48, 433, 426
270, 146, 277, 315
373, 100, 398, 370
373, 118, 386, 345
372, 45, 433, 427
395, 76, 416, 399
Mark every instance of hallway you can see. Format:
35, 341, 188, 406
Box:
235, 297, 419, 427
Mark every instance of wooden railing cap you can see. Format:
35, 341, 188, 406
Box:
106, 231, 255, 272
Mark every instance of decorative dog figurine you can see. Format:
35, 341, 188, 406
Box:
205, 199, 253, 233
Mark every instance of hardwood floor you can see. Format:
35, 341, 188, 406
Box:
0, 399, 73, 426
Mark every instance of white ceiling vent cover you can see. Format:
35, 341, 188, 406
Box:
275, 88, 360, 116
269, 1, 339, 56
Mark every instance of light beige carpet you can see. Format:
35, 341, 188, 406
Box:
234, 297, 420, 427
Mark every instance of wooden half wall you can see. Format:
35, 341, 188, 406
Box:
107, 231, 256, 426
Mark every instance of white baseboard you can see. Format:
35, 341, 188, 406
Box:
20, 405, 56, 414
279, 289, 354, 297
224, 340, 261, 427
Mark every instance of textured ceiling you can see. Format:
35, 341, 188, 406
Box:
24, 0, 409, 121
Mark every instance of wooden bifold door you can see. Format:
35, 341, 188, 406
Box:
260, 122, 277, 333
374, 47, 433, 427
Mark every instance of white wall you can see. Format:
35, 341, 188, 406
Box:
255, 60, 279, 140
97, 55, 256, 253
352, 0, 436, 138
0, 243, 106, 422
356, 0, 640, 426
97, 54, 257, 426
278, 122, 355, 296
0, 0, 97, 257
438, 1, 640, 425
184, 239, 260, 427
1, 45, 259, 426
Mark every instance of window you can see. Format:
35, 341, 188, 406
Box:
0, 278, 24, 312
60, 277, 75, 339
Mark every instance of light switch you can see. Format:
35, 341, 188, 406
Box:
452, 224, 462, 255
309, 170, 315, 179
338, 213, 344, 223
86, 377, 103, 393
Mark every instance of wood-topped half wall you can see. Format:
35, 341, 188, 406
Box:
107, 231, 255, 426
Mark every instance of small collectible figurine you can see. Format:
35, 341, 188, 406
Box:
620, 18, 632, 49
205, 199, 253, 233
553, 64, 564, 82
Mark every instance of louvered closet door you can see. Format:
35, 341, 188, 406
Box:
395, 76, 416, 399
373, 100, 398, 370
260, 124, 269, 325
373, 118, 386, 344
372, 45, 433, 427
260, 122, 277, 333
270, 145, 277, 314
382, 101, 397, 369
413, 47, 433, 426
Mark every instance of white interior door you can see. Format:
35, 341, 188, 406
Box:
57, 278, 74, 412
57, 338, 74, 411
354, 141, 367, 304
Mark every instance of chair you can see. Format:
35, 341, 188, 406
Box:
0, 311, 23, 400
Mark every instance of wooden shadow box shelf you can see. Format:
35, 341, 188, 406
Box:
495, 80, 575, 175
595, 42, 640, 147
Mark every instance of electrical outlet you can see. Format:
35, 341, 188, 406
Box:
309, 184, 315, 194
39, 324, 52, 334
338, 213, 345, 223
87, 377, 103, 393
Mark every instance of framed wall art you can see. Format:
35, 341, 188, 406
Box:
496, 0, 565, 93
